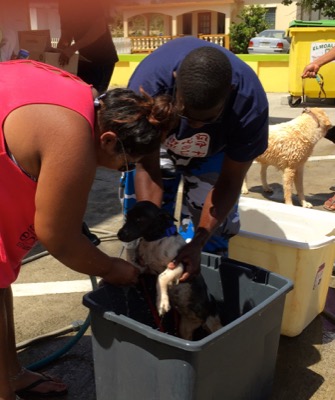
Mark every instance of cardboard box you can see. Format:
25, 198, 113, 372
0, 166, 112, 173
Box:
18, 30, 52, 62
83, 254, 292, 400
229, 197, 335, 336
18, 30, 78, 75
42, 52, 79, 75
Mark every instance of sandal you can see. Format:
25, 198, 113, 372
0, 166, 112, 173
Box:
323, 194, 335, 211
15, 372, 68, 398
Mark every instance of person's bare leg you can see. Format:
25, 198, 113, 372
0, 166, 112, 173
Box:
0, 287, 16, 400
4, 286, 67, 396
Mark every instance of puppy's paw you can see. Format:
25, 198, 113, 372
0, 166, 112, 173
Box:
241, 181, 249, 194
302, 200, 313, 208
157, 295, 171, 316
204, 315, 223, 334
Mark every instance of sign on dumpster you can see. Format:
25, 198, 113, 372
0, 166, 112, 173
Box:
310, 41, 335, 62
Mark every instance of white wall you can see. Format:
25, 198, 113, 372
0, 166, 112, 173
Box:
0, 0, 30, 58
29, 1, 60, 37
244, 0, 299, 30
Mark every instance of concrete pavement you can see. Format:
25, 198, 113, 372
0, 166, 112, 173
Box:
13, 93, 335, 400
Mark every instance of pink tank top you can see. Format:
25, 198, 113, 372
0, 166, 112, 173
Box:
0, 60, 95, 287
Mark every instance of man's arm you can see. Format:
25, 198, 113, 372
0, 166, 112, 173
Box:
302, 46, 335, 78
174, 156, 252, 280
58, 17, 107, 65
57, 0, 109, 65
134, 149, 163, 206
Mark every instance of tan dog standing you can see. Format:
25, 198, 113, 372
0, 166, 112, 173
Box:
242, 108, 333, 207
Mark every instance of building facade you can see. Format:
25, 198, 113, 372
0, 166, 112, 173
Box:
117, 0, 301, 37
1, 0, 326, 56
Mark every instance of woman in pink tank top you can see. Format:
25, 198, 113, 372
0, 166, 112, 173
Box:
0, 60, 175, 400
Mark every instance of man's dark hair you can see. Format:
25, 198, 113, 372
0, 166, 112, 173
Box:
176, 46, 232, 110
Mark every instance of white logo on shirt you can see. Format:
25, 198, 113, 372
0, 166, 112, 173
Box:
164, 133, 210, 157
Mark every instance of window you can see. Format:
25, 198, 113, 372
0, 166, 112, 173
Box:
183, 13, 192, 35
217, 13, 225, 34
265, 8, 276, 29
198, 12, 211, 34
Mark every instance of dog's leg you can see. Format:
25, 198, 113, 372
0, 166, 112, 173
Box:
156, 264, 184, 316
294, 166, 313, 208
203, 315, 223, 335
282, 168, 295, 205
179, 314, 222, 340
179, 317, 203, 341
241, 174, 249, 194
260, 165, 273, 193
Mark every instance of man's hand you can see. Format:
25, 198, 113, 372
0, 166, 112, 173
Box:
301, 62, 320, 78
58, 47, 76, 66
168, 241, 203, 281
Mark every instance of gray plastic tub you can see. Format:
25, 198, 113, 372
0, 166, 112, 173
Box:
83, 253, 293, 400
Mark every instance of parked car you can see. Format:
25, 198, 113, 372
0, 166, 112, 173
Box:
248, 29, 290, 54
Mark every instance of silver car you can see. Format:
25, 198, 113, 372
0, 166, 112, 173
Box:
248, 29, 290, 54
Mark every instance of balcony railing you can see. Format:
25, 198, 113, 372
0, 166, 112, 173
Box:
51, 37, 59, 48
198, 34, 230, 50
130, 34, 230, 53
51, 34, 230, 55
130, 35, 174, 53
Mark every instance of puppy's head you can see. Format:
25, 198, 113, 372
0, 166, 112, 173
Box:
303, 107, 333, 136
117, 201, 176, 242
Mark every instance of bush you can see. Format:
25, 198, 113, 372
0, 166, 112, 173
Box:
230, 6, 269, 54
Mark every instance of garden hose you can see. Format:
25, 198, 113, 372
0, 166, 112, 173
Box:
19, 223, 118, 371
21, 275, 98, 371
26, 313, 92, 371
17, 320, 86, 350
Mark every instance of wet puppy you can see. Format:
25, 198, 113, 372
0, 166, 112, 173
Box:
242, 107, 333, 207
117, 201, 222, 340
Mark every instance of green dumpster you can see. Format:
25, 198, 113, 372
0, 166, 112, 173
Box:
288, 20, 335, 106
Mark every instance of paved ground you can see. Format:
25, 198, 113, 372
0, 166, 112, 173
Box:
13, 93, 335, 399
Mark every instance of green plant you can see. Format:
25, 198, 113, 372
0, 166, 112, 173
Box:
282, 0, 335, 18
230, 5, 269, 54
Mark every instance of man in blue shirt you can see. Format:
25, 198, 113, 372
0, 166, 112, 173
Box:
120, 36, 268, 280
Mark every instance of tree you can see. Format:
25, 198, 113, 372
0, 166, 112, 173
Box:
282, 0, 335, 18
109, 10, 124, 37
230, 5, 269, 54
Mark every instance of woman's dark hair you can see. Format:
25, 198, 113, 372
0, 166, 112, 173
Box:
176, 46, 232, 110
96, 88, 175, 156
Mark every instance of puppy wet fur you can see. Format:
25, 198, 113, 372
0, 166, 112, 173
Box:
242, 107, 333, 208
117, 201, 222, 340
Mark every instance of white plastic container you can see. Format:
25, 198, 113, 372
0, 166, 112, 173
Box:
229, 197, 335, 337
